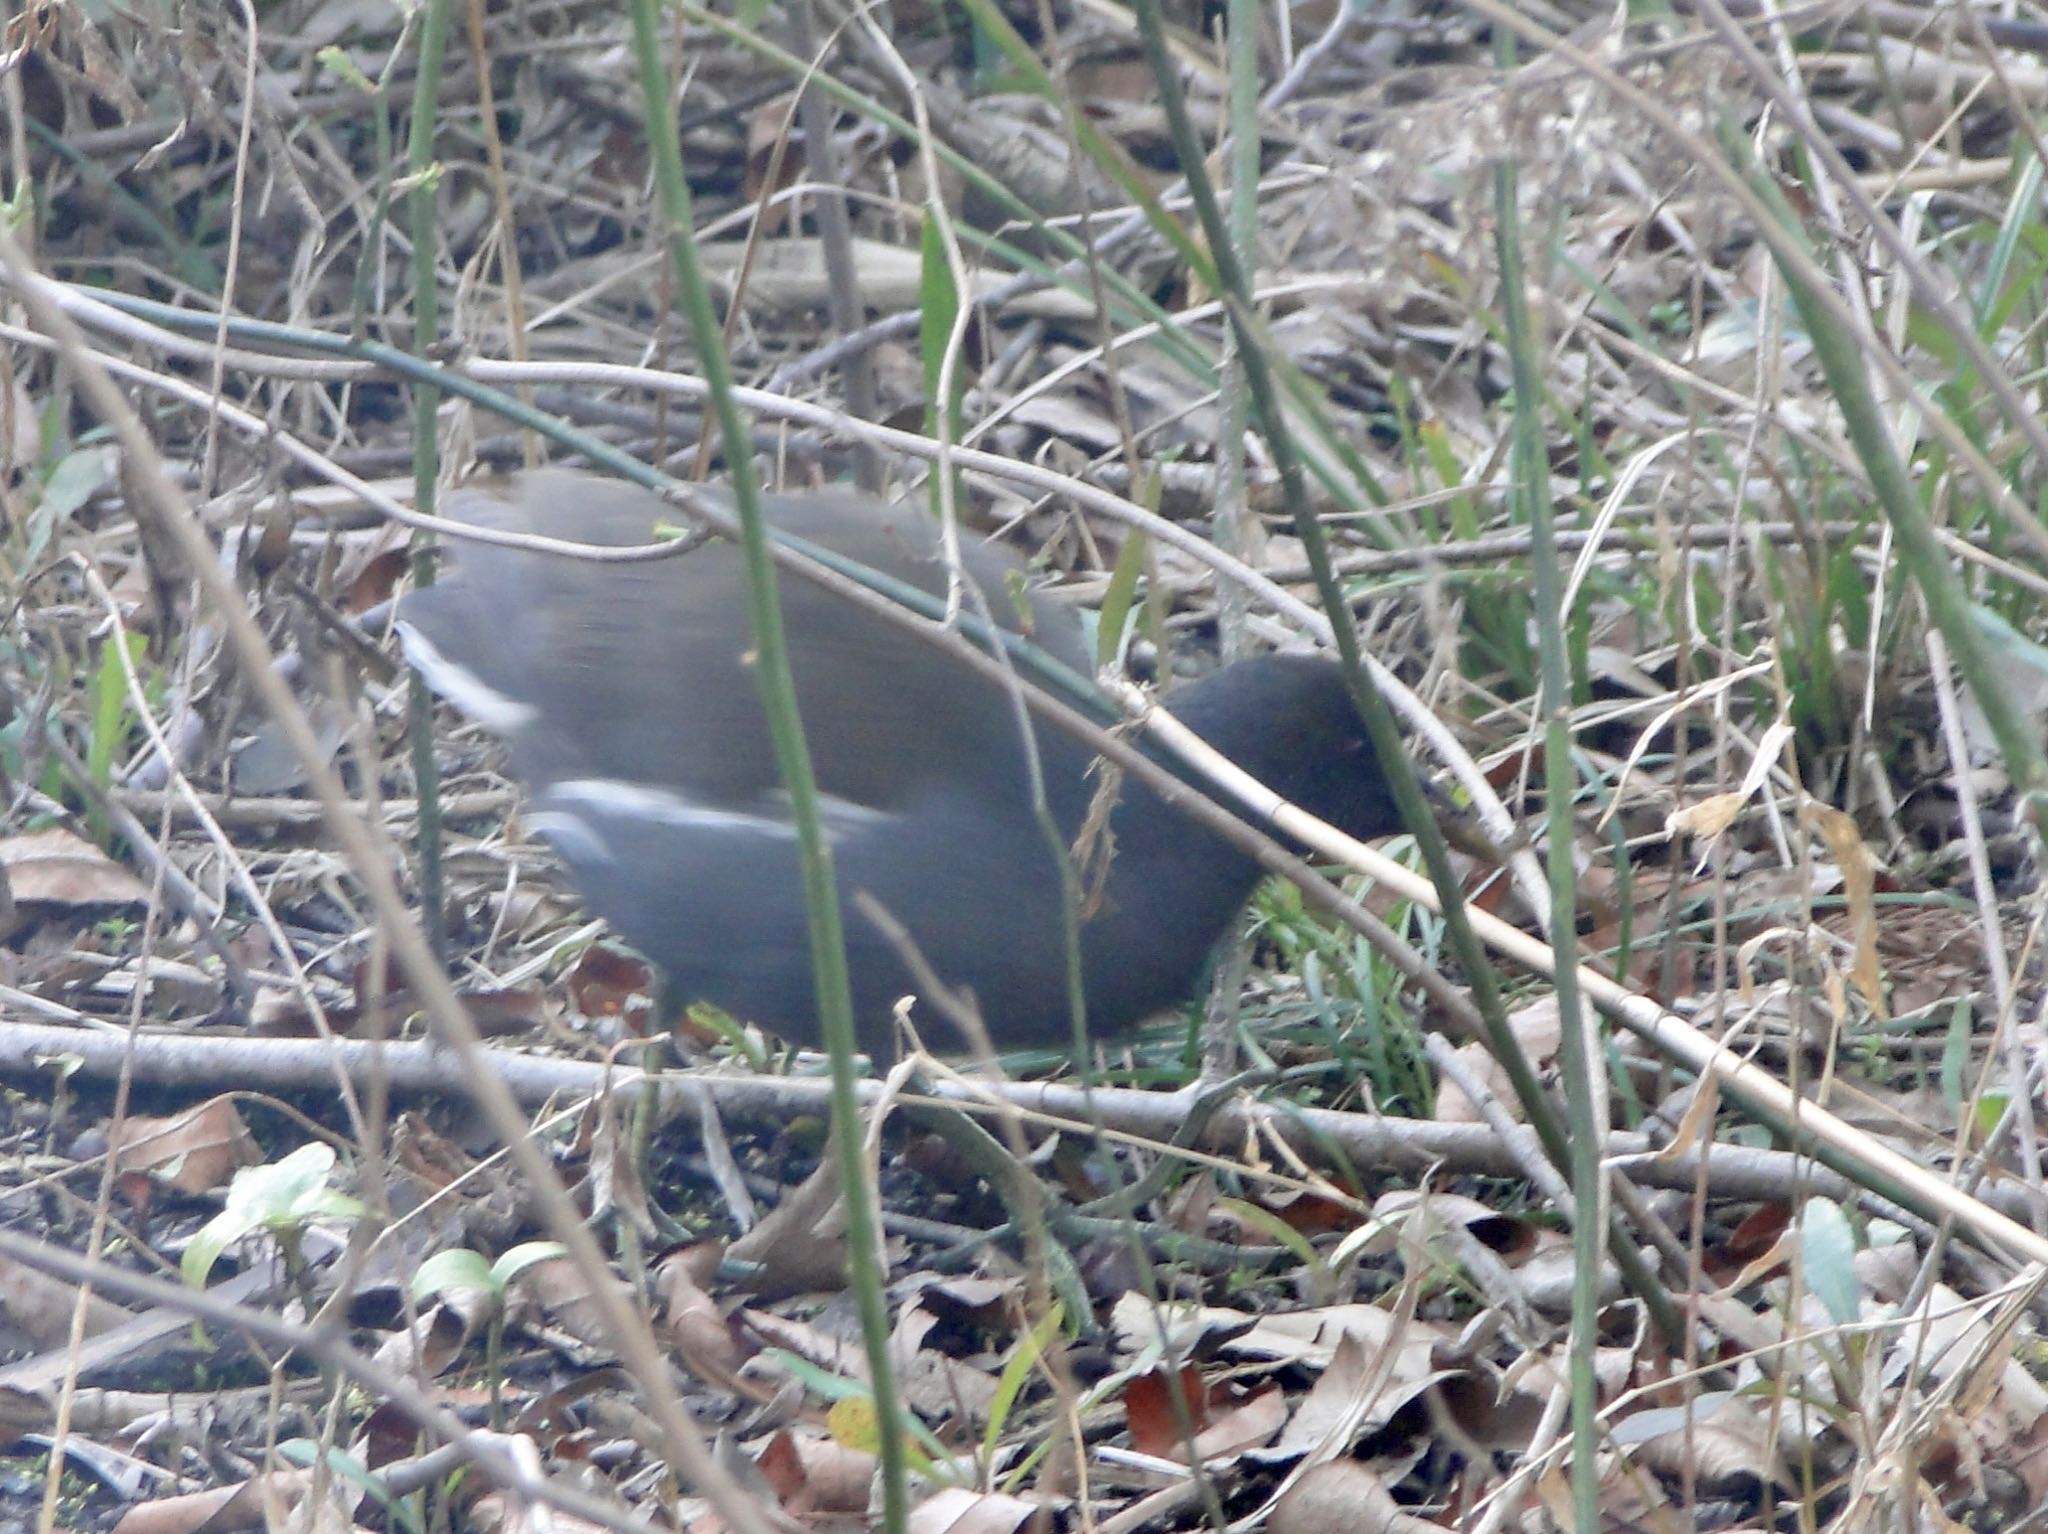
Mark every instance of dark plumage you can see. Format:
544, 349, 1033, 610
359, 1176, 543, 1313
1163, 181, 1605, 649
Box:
398, 471, 1403, 1053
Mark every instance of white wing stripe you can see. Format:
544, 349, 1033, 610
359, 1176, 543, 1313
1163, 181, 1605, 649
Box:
536, 779, 892, 855
397, 620, 539, 734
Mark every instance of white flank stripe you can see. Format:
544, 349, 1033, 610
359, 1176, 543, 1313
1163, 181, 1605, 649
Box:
540, 778, 893, 844
397, 621, 539, 733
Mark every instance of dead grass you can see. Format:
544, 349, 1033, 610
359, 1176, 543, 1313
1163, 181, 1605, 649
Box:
3, 0, 2048, 1529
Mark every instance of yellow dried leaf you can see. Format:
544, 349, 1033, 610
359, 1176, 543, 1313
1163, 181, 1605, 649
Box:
1807, 803, 1887, 1020
827, 1394, 879, 1454
1666, 792, 1745, 842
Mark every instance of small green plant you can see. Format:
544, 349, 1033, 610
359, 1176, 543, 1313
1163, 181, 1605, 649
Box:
410, 1241, 566, 1425
86, 631, 147, 846
93, 914, 137, 946
183, 1143, 365, 1311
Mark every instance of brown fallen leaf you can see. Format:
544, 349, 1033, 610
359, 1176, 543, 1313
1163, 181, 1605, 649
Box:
904, 1485, 1046, 1534
756, 1425, 873, 1517
729, 1158, 849, 1299
520, 1256, 635, 1354
108, 1096, 260, 1198
1269, 1460, 1450, 1534
656, 1244, 746, 1384
566, 942, 658, 1030
0, 1254, 134, 1352
1186, 1382, 1286, 1463
1122, 1364, 1209, 1460
0, 826, 150, 910
109, 1468, 319, 1534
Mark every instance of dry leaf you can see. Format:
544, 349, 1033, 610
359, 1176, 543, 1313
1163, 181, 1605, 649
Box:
755, 1426, 874, 1516
0, 826, 150, 909
1269, 1460, 1451, 1534
904, 1485, 1044, 1534
1665, 791, 1746, 843
656, 1245, 745, 1383
521, 1257, 634, 1352
108, 1097, 260, 1196
0, 1254, 134, 1351
1433, 997, 1563, 1123
1805, 802, 1887, 1019
729, 1158, 849, 1299
1122, 1365, 1210, 1460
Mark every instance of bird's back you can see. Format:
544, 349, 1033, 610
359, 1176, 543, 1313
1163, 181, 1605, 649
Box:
400, 472, 1095, 813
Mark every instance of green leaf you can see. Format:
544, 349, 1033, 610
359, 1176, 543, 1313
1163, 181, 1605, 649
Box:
182, 1205, 259, 1290
490, 1241, 568, 1288
227, 1143, 342, 1225
1975, 1091, 2013, 1141
412, 1248, 496, 1302
1969, 602, 2048, 678
1798, 1198, 1861, 1328
29, 445, 116, 563
1211, 1197, 1320, 1268
87, 631, 144, 843
987, 1303, 1060, 1480
919, 219, 964, 442
1095, 529, 1148, 671
184, 1144, 363, 1290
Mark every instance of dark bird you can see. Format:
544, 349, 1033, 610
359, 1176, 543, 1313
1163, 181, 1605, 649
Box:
398, 471, 1404, 1054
